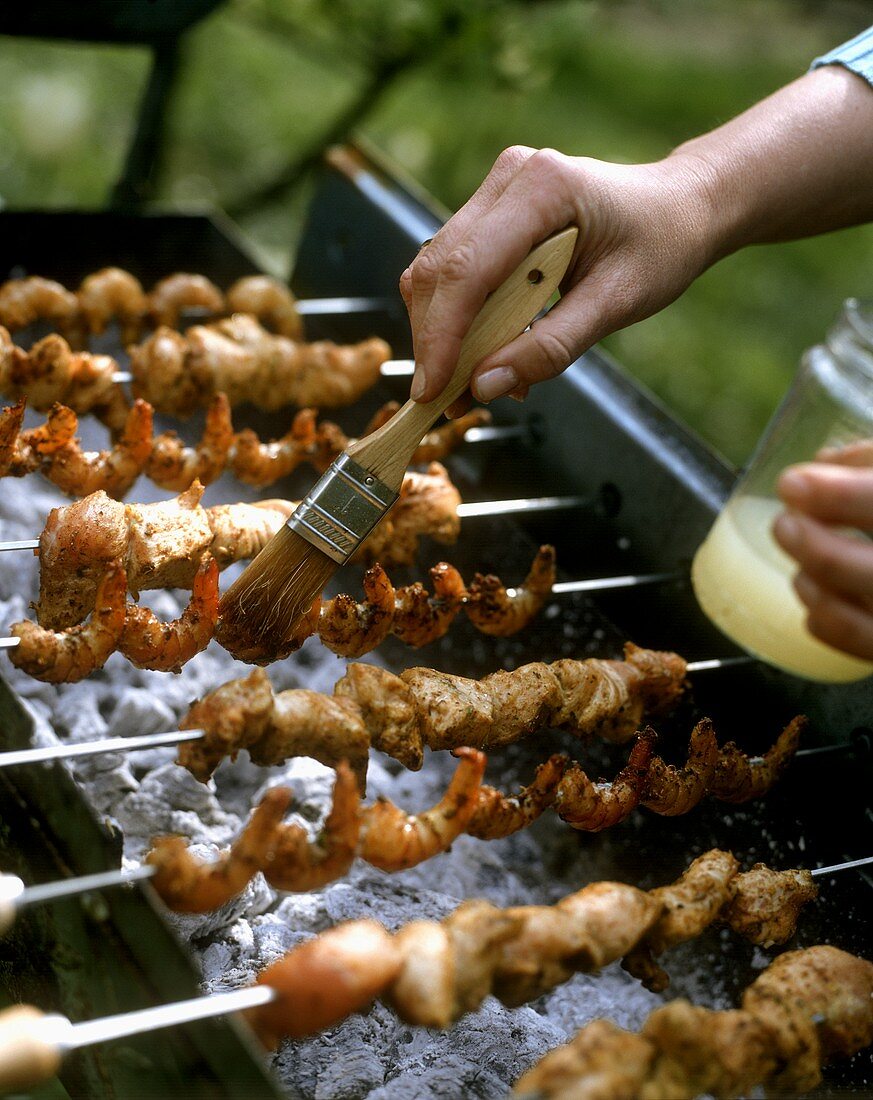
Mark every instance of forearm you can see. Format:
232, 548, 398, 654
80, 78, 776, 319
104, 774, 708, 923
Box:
666, 66, 873, 265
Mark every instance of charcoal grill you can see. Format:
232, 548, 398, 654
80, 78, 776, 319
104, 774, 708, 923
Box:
0, 141, 871, 1098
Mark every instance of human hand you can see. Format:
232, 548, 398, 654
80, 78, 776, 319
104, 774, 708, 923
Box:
400, 145, 717, 412
773, 453, 873, 660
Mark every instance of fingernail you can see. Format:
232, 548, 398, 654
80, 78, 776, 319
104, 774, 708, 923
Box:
778, 469, 810, 505
410, 369, 427, 401
774, 512, 803, 552
474, 366, 518, 403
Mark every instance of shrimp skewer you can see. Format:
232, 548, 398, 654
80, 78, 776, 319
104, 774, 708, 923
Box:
146, 752, 485, 909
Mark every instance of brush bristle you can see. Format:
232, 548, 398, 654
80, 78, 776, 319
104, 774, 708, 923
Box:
216, 526, 337, 664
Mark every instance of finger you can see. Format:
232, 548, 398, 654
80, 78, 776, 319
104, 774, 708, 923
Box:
773, 511, 873, 603
401, 146, 537, 355
815, 439, 873, 467
778, 463, 873, 529
793, 572, 873, 661
468, 275, 619, 401
411, 150, 579, 402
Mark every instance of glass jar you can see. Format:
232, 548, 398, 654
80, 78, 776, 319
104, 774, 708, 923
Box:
691, 298, 873, 682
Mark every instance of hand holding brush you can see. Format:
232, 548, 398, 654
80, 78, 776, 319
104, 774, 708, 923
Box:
216, 227, 579, 663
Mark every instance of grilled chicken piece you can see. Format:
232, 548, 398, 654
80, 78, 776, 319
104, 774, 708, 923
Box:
148, 273, 224, 329
513, 945, 872, 1100
130, 313, 390, 417
241, 850, 820, 1048
0, 277, 79, 337
225, 275, 303, 339
179, 646, 685, 780
0, 329, 130, 435
178, 666, 371, 786
78, 267, 149, 343
337, 643, 687, 759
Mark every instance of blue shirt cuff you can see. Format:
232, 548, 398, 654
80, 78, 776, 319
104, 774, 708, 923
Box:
811, 24, 873, 86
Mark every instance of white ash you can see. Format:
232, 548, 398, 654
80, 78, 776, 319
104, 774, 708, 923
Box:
0, 473, 674, 1098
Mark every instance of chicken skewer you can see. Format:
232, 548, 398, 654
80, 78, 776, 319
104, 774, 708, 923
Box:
229, 849, 824, 1043
0, 321, 396, 436
0, 395, 496, 497
174, 645, 687, 781
0, 269, 393, 344
2, 547, 555, 678
150, 718, 801, 911
147, 749, 486, 910
512, 944, 873, 1100
2, 853, 865, 1094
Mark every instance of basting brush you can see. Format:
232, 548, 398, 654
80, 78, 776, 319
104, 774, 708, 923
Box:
216, 227, 579, 663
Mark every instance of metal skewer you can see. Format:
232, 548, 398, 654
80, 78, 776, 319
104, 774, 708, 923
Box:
110, 358, 417, 385
0, 864, 155, 934
295, 296, 394, 316
684, 656, 755, 673
0, 493, 589, 557
0, 728, 204, 768
810, 855, 873, 877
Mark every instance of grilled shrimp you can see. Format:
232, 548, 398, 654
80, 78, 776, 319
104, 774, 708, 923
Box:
361, 402, 494, 464
230, 407, 346, 487
556, 729, 657, 831
464, 545, 556, 636
358, 747, 486, 871
0, 398, 31, 475
9, 563, 126, 683
641, 717, 719, 815
318, 564, 395, 657
225, 275, 303, 339
467, 754, 567, 840
43, 399, 153, 498
263, 763, 361, 892
0, 398, 78, 476
120, 554, 219, 672
392, 562, 465, 647
0, 276, 79, 337
147, 786, 292, 912
77, 267, 148, 343
710, 716, 805, 803
149, 273, 224, 329
146, 393, 234, 491
414, 408, 493, 463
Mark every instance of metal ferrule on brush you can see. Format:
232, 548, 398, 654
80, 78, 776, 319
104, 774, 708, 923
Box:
286, 453, 398, 564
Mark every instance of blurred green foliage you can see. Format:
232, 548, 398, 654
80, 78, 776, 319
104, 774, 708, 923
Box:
0, 0, 871, 464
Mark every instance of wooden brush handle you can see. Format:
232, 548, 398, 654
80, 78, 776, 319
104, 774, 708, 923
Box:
346, 226, 578, 489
